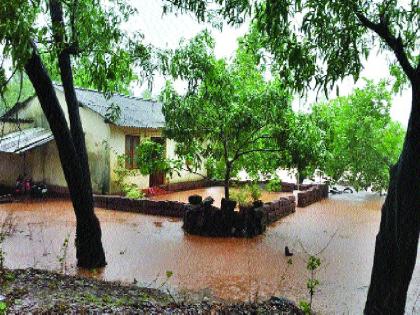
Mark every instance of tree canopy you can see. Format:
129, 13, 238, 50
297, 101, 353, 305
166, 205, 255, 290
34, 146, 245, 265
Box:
167, 0, 419, 93
312, 80, 405, 192
155, 31, 292, 198
0, 0, 151, 96
280, 111, 325, 184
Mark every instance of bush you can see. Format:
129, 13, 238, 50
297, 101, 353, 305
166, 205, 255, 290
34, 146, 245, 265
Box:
123, 184, 144, 199
266, 178, 282, 192
231, 183, 262, 206
247, 183, 262, 201
231, 188, 251, 207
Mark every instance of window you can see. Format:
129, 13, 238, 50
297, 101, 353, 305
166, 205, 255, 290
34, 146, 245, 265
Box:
125, 135, 139, 169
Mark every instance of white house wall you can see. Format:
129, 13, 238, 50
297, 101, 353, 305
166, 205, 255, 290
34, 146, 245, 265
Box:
0, 90, 111, 193
165, 139, 207, 184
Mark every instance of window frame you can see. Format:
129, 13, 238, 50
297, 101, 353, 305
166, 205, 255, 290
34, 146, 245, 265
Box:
125, 135, 140, 170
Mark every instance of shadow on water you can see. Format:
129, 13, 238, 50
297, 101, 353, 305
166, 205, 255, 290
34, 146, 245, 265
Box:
0, 188, 418, 314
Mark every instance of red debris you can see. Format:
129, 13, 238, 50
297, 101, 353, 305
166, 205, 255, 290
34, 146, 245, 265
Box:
142, 186, 168, 197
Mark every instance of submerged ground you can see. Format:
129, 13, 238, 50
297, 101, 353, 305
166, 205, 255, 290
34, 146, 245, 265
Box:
0, 187, 419, 314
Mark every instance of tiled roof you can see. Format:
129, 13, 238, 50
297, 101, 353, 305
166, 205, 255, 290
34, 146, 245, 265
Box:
55, 86, 165, 129
0, 127, 54, 154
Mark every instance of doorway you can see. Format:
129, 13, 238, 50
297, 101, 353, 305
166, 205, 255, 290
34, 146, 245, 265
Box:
149, 137, 166, 187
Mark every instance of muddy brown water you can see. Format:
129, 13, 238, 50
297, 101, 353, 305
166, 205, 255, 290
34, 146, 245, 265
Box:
0, 187, 418, 314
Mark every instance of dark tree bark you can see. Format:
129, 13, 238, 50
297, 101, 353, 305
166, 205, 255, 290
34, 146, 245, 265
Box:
224, 164, 231, 200
48, 0, 105, 268
353, 12, 420, 314
24, 44, 106, 268
364, 79, 420, 314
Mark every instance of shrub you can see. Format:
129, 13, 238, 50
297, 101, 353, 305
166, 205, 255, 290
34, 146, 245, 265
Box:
113, 155, 144, 199
247, 183, 262, 201
123, 184, 144, 199
231, 188, 251, 207
266, 178, 282, 192
231, 183, 262, 206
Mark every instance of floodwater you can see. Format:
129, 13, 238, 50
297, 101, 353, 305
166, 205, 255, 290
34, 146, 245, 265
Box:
0, 188, 419, 314
151, 186, 293, 206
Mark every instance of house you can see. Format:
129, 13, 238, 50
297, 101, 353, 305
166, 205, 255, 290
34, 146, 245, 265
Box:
0, 85, 205, 195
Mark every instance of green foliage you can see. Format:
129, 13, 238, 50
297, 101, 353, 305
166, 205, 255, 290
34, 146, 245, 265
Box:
230, 188, 250, 207
247, 183, 262, 202
161, 31, 292, 198
266, 177, 282, 192
168, 1, 419, 94
299, 255, 322, 314
307, 255, 321, 271
0, 73, 34, 114
231, 183, 262, 206
135, 140, 169, 176
312, 80, 405, 192
113, 155, 131, 191
104, 102, 121, 123
298, 300, 311, 315
113, 155, 144, 199
124, 184, 144, 200
0, 301, 6, 314
0, 0, 151, 101
281, 112, 325, 183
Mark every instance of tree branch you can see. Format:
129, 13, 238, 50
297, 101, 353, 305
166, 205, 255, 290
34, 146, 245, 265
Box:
355, 11, 415, 81
179, 166, 208, 179
232, 147, 281, 162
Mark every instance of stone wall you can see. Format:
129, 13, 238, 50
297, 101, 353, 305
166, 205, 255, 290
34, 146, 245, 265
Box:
297, 184, 329, 207
263, 196, 296, 223
160, 179, 215, 192
93, 195, 188, 217
183, 195, 296, 238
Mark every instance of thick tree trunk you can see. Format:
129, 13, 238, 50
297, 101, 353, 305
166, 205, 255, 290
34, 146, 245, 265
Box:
24, 44, 106, 269
364, 83, 420, 314
49, 0, 105, 268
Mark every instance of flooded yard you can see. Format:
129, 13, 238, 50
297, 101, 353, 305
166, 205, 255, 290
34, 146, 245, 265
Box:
0, 188, 419, 314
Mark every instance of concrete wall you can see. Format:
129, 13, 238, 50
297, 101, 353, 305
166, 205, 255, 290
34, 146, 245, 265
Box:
108, 125, 156, 193
0, 121, 34, 134
0, 153, 25, 187
108, 126, 206, 194
165, 139, 207, 184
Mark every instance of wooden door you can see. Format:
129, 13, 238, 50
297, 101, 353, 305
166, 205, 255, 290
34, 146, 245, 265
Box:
149, 137, 165, 187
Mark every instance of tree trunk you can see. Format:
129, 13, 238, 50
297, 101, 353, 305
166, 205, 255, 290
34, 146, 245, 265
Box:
224, 166, 231, 200
364, 83, 420, 314
49, 0, 105, 268
24, 44, 106, 269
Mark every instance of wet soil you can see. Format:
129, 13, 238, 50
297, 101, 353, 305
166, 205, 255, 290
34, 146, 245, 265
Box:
0, 188, 418, 314
1, 268, 302, 314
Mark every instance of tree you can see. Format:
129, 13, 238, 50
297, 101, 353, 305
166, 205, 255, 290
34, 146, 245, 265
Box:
167, 1, 419, 312
0, 0, 148, 268
312, 80, 405, 192
0, 73, 34, 115
281, 111, 325, 185
158, 31, 291, 199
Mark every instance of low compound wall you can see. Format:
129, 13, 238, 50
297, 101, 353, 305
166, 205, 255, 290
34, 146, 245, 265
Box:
160, 180, 300, 193
183, 195, 296, 238
93, 195, 188, 218
263, 195, 296, 223
92, 192, 297, 235
297, 184, 329, 207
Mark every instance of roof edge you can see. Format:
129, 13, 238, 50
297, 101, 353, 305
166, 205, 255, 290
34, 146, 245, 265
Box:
1, 95, 37, 119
